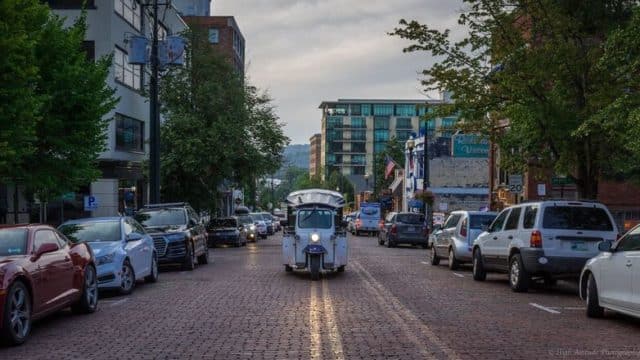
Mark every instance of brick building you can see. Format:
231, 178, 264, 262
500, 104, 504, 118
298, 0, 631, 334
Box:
309, 134, 322, 178
184, 16, 245, 74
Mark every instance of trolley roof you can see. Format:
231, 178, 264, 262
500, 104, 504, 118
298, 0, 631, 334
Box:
286, 189, 345, 209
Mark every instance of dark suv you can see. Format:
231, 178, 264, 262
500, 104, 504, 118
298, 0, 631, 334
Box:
135, 202, 209, 270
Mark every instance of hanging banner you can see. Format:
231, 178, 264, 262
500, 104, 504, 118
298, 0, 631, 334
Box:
452, 134, 489, 158
128, 36, 148, 65
167, 35, 185, 65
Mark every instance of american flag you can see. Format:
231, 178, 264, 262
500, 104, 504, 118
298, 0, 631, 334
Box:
384, 155, 396, 179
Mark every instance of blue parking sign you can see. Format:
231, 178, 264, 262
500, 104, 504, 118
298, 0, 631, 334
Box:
84, 195, 99, 211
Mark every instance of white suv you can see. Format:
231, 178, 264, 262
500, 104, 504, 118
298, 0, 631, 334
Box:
472, 200, 618, 292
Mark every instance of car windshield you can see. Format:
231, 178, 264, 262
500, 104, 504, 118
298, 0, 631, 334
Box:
470, 215, 497, 229
0, 228, 28, 256
211, 218, 237, 227
360, 206, 379, 218
396, 213, 423, 224
238, 216, 253, 225
135, 208, 187, 227
298, 209, 333, 229
260, 214, 272, 221
542, 206, 613, 231
59, 221, 121, 243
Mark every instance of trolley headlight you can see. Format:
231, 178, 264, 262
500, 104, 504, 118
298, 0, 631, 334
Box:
310, 233, 320, 243
250, 225, 256, 231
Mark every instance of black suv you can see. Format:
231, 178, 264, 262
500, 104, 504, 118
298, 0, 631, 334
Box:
135, 202, 209, 270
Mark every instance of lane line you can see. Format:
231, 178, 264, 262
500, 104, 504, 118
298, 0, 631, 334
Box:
529, 303, 561, 314
352, 260, 460, 360
563, 307, 586, 310
421, 261, 430, 265
321, 280, 345, 360
310, 282, 322, 360
108, 298, 128, 307
452, 272, 464, 278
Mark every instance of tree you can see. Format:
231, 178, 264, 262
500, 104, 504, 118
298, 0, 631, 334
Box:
391, 0, 639, 198
24, 13, 116, 203
160, 29, 289, 212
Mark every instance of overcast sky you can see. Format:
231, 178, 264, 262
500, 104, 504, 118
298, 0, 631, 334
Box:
212, 0, 465, 144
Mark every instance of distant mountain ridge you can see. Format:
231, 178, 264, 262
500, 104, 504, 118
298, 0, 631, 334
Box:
283, 144, 309, 169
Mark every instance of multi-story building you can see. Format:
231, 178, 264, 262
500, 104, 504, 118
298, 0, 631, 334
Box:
309, 134, 322, 177
184, 16, 245, 74
172, 0, 211, 16
1, 0, 189, 223
318, 99, 456, 193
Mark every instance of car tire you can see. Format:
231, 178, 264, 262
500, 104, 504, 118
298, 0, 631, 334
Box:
1, 281, 32, 345
430, 247, 440, 265
421, 244, 428, 249
284, 265, 293, 272
472, 250, 486, 281
448, 248, 460, 270
337, 266, 345, 273
509, 254, 530, 292
586, 273, 605, 318
72, 264, 99, 314
119, 259, 136, 295
310, 255, 321, 281
198, 243, 209, 265
183, 244, 196, 271
355, 230, 360, 236
386, 238, 393, 248
378, 238, 384, 246
144, 254, 159, 283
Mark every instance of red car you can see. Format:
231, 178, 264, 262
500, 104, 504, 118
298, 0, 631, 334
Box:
0, 224, 98, 345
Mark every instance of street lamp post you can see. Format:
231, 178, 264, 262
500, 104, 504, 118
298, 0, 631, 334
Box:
423, 134, 432, 231
149, 0, 161, 204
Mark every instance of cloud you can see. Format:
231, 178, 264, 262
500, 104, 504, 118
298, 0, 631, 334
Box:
213, 0, 466, 144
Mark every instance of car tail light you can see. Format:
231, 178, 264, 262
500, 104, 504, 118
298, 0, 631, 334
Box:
530, 230, 542, 248
356, 219, 361, 228
391, 224, 397, 235
378, 219, 384, 229
460, 225, 467, 237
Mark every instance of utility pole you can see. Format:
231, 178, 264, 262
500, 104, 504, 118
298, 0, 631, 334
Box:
423, 134, 432, 230
149, 0, 161, 204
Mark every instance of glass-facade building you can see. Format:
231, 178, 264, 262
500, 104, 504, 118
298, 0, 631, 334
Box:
318, 99, 457, 192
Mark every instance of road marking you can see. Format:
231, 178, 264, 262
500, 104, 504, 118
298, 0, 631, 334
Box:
529, 303, 561, 314
563, 307, 586, 311
421, 261, 430, 265
452, 272, 464, 278
107, 298, 129, 307
310, 282, 322, 360
352, 260, 460, 360
322, 280, 345, 360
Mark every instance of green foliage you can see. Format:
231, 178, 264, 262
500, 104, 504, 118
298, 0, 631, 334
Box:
391, 0, 639, 198
24, 13, 116, 201
160, 29, 289, 212
0, 0, 49, 181
373, 137, 405, 197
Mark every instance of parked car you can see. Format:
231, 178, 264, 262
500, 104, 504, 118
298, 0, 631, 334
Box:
134, 202, 209, 270
207, 217, 245, 247
59, 217, 159, 295
0, 225, 98, 345
347, 212, 358, 234
238, 215, 257, 242
271, 215, 282, 232
472, 200, 619, 292
354, 203, 381, 236
579, 223, 640, 319
431, 211, 497, 269
249, 213, 268, 239
259, 212, 275, 235
378, 212, 428, 248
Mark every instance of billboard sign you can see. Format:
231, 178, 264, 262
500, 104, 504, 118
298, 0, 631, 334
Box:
452, 134, 489, 158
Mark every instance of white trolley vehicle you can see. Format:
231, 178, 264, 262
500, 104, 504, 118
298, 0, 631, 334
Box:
282, 189, 348, 280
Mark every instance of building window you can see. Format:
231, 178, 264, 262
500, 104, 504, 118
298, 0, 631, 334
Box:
361, 104, 372, 116
82, 41, 95, 61
350, 104, 361, 116
208, 28, 219, 43
396, 117, 412, 129
47, 0, 96, 9
330, 142, 343, 153
336, 104, 349, 115
352, 167, 365, 175
351, 130, 366, 141
396, 131, 412, 142
232, 30, 244, 60
352, 155, 366, 164
374, 130, 389, 142
326, 130, 342, 141
114, 0, 141, 31
114, 47, 142, 90
351, 143, 366, 153
326, 116, 343, 129
374, 116, 389, 130
116, 114, 144, 152
374, 142, 386, 153
373, 104, 393, 116
395, 104, 416, 116
351, 117, 366, 128
326, 154, 336, 165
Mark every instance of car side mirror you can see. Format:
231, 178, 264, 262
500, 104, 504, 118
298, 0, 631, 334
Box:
432, 224, 442, 232
481, 224, 489, 232
32, 243, 58, 260
598, 240, 613, 252
127, 232, 144, 242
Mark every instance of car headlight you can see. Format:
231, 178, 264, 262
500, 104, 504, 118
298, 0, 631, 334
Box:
96, 252, 116, 265
310, 233, 320, 243
250, 225, 256, 231
165, 233, 186, 242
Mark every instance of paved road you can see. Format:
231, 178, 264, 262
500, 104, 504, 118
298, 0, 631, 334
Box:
2, 233, 640, 359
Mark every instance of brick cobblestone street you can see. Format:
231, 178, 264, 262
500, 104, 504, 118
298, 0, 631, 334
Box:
2, 233, 640, 359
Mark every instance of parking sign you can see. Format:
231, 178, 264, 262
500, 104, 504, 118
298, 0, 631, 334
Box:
84, 195, 99, 211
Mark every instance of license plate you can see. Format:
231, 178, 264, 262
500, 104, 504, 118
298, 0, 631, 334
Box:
571, 241, 588, 251
407, 227, 415, 232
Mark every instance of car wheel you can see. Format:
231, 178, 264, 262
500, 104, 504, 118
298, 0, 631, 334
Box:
144, 254, 159, 283
309, 255, 321, 281
284, 265, 293, 272
72, 264, 99, 314
386, 238, 393, 248
472, 250, 486, 281
430, 247, 440, 265
586, 273, 605, 318
448, 248, 460, 270
378, 238, 384, 246
183, 244, 196, 271
337, 266, 345, 273
355, 230, 360, 236
1, 281, 32, 345
119, 260, 136, 295
197, 243, 209, 265
509, 254, 530, 292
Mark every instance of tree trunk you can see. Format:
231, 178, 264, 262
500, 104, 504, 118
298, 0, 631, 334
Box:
13, 183, 18, 224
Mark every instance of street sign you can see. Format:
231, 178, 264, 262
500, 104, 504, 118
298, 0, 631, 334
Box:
61, 192, 75, 201
84, 195, 99, 211
551, 176, 574, 186
508, 174, 523, 193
